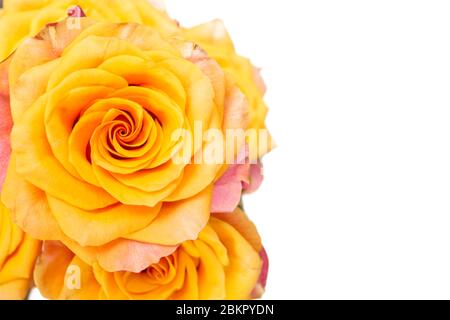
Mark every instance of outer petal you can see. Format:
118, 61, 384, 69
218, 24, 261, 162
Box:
47, 196, 162, 247
214, 207, 262, 252
0, 57, 12, 190
94, 240, 177, 273
126, 187, 212, 246
211, 181, 243, 214
209, 218, 262, 300
251, 247, 269, 299
34, 241, 102, 300
184, 20, 273, 157
243, 162, 264, 193
0, 202, 41, 299
1, 157, 63, 241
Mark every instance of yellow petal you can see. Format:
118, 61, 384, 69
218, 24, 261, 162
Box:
0, 202, 41, 300
34, 241, 102, 300
210, 218, 262, 300
195, 241, 226, 300
214, 207, 262, 252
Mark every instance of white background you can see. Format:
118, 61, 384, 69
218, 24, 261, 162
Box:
32, 0, 450, 300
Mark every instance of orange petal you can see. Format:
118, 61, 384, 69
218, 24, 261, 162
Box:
126, 187, 212, 246
33, 241, 75, 300
1, 156, 63, 241
34, 241, 102, 300
0, 202, 41, 300
47, 196, 162, 247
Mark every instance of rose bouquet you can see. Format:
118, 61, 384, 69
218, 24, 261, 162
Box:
0, 0, 272, 300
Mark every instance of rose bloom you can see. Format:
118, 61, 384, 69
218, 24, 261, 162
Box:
0, 14, 251, 275
34, 208, 267, 300
0, 202, 41, 300
0, 0, 273, 212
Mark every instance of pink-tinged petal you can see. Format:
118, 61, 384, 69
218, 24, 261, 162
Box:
211, 181, 243, 213
148, 0, 167, 12
251, 246, 269, 298
253, 67, 267, 95
218, 162, 251, 185
97, 239, 178, 273
181, 41, 249, 131
0, 58, 12, 191
67, 6, 86, 18
223, 79, 249, 130
235, 144, 249, 164
212, 146, 265, 213
181, 42, 226, 109
243, 162, 264, 194
211, 147, 253, 213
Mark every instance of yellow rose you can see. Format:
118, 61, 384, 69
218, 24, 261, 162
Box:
0, 201, 41, 300
0, 0, 178, 62
1, 17, 249, 273
35, 208, 263, 300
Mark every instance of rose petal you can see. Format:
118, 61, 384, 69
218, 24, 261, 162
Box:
211, 147, 265, 213
1, 157, 63, 241
126, 187, 212, 246
213, 207, 262, 252
251, 246, 269, 299
211, 181, 243, 214
34, 241, 102, 300
223, 79, 249, 130
96, 239, 178, 273
148, 0, 167, 12
0, 57, 12, 191
243, 162, 264, 194
253, 67, 267, 95
209, 218, 262, 300
67, 6, 86, 18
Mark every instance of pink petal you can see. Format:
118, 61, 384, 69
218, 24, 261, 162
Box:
243, 162, 264, 194
211, 148, 250, 213
0, 58, 12, 191
211, 181, 243, 213
211, 147, 264, 213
